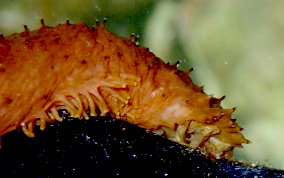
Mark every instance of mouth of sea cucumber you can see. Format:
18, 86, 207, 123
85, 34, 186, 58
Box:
153, 121, 233, 159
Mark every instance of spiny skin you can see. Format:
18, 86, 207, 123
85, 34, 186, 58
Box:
0, 22, 248, 158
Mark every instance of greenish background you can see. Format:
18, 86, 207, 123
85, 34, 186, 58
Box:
1, 0, 284, 169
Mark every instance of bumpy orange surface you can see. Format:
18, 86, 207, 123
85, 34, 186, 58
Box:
0, 21, 248, 158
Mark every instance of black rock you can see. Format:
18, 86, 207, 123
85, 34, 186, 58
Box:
0, 113, 283, 177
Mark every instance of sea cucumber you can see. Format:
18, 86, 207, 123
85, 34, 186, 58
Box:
0, 20, 248, 159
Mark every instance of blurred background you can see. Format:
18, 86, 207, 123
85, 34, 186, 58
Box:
1, 0, 283, 169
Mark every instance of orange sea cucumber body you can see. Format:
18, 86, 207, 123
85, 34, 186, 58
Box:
0, 21, 248, 158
